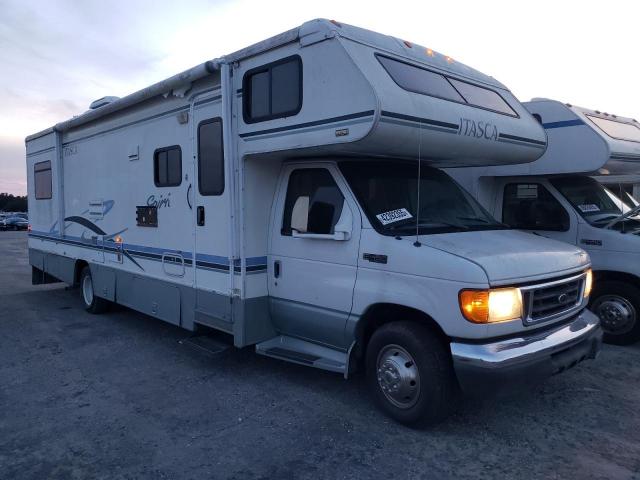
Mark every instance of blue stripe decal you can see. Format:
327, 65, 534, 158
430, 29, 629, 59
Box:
542, 119, 585, 130
29, 231, 267, 272
239, 110, 375, 139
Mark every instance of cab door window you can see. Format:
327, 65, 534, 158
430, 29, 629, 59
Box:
503, 183, 569, 231
282, 169, 344, 236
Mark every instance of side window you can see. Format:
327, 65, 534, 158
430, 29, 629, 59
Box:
282, 169, 344, 236
198, 118, 224, 196
243, 55, 302, 123
154, 146, 182, 187
34, 160, 52, 200
503, 183, 570, 231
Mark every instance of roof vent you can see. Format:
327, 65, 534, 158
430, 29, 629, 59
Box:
89, 96, 120, 110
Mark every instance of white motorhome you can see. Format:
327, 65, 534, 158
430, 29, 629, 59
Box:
450, 98, 640, 345
25, 20, 601, 426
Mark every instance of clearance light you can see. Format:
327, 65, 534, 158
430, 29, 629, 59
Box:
459, 288, 523, 324
584, 269, 593, 298
426, 48, 435, 57
114, 235, 123, 244
403, 40, 413, 48
445, 56, 454, 64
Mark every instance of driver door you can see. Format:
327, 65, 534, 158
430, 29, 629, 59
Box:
268, 164, 361, 350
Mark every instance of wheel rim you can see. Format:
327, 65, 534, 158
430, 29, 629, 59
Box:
376, 344, 420, 409
82, 274, 94, 306
593, 294, 637, 335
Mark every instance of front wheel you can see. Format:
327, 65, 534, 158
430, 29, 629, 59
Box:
590, 281, 640, 345
366, 321, 456, 427
80, 266, 110, 314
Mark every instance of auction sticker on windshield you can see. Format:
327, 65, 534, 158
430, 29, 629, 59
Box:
578, 204, 601, 213
376, 208, 413, 225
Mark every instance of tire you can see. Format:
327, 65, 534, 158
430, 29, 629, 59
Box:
590, 280, 640, 345
80, 266, 110, 314
366, 321, 456, 427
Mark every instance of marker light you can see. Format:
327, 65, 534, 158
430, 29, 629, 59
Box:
584, 269, 593, 298
114, 235, 123, 244
445, 56, 454, 64
459, 288, 523, 323
426, 48, 435, 57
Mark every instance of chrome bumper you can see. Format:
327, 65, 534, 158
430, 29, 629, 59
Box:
451, 309, 602, 395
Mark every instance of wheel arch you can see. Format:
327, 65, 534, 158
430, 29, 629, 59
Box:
347, 303, 449, 374
73, 259, 89, 287
592, 270, 640, 291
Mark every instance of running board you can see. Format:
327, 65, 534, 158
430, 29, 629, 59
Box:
255, 336, 347, 375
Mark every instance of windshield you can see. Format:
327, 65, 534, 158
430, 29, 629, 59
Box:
550, 176, 640, 228
340, 161, 505, 235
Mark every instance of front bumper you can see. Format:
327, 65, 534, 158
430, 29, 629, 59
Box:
451, 309, 602, 395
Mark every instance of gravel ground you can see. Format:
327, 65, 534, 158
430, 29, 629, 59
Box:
1, 231, 639, 480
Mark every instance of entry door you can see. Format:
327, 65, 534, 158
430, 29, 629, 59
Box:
192, 100, 232, 313
498, 180, 578, 243
268, 164, 361, 350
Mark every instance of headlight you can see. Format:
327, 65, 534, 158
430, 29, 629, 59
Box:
459, 287, 523, 324
584, 269, 593, 298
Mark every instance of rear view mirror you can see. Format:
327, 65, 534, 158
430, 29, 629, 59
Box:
291, 196, 309, 233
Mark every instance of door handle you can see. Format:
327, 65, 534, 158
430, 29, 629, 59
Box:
197, 206, 205, 226
274, 260, 281, 278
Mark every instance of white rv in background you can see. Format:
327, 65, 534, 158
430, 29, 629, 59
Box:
25, 20, 601, 426
450, 99, 640, 345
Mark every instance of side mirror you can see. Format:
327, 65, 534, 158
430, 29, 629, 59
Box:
290, 196, 309, 233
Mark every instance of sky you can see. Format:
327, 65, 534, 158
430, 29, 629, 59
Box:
1, 0, 639, 195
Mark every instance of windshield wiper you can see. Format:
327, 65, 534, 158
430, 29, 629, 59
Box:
603, 204, 640, 230
387, 220, 469, 232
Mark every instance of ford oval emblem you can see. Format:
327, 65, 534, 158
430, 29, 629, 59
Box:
557, 293, 569, 305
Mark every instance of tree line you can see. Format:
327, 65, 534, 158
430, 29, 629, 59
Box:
0, 193, 27, 212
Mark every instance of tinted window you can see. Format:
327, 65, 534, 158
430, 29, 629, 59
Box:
377, 55, 516, 117
282, 169, 344, 236
448, 78, 516, 116
586, 115, 640, 143
378, 55, 463, 102
249, 71, 269, 119
243, 55, 302, 123
271, 60, 301, 115
503, 183, 569, 231
34, 160, 52, 200
154, 146, 182, 187
198, 119, 224, 196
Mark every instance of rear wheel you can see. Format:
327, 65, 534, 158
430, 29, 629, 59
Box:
366, 321, 456, 427
80, 266, 110, 314
590, 281, 640, 345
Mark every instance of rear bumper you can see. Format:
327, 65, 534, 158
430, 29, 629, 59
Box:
451, 309, 602, 395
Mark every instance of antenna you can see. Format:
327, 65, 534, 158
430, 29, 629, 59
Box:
414, 120, 422, 247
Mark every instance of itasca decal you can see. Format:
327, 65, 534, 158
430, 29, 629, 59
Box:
459, 118, 498, 141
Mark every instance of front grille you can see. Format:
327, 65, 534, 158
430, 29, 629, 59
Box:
522, 273, 586, 325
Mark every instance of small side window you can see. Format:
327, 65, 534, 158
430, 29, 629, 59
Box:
198, 118, 224, 196
503, 183, 569, 231
282, 169, 344, 236
34, 160, 52, 200
154, 146, 182, 187
243, 55, 302, 123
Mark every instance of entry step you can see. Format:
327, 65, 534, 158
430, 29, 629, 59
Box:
255, 335, 347, 375
180, 334, 230, 356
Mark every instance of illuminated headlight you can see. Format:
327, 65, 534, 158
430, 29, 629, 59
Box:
584, 269, 593, 298
459, 288, 523, 324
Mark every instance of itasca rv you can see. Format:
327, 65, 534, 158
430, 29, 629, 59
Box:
25, 20, 601, 426
450, 98, 640, 345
